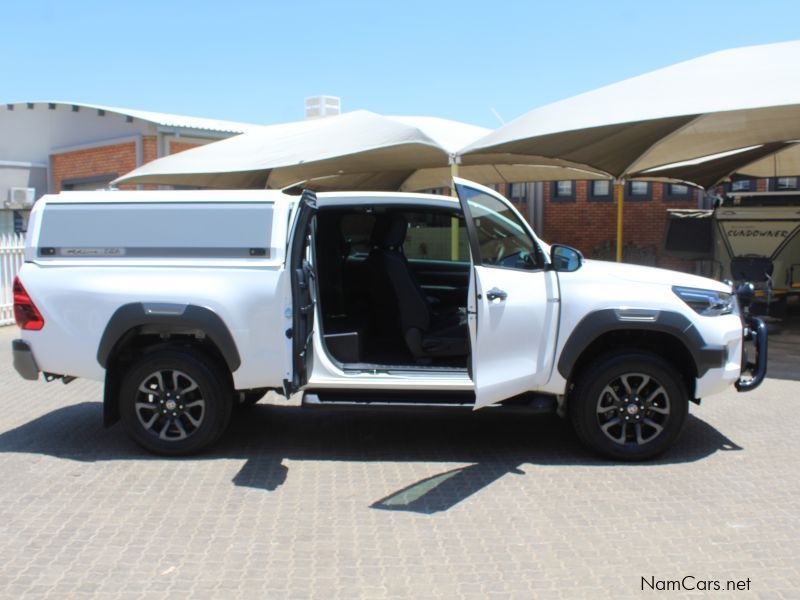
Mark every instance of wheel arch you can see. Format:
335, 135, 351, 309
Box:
558, 309, 726, 399
98, 303, 240, 426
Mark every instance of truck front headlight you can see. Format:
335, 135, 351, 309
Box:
672, 286, 734, 316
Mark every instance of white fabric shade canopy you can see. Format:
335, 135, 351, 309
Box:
727, 141, 800, 181
114, 110, 603, 191
464, 40, 800, 187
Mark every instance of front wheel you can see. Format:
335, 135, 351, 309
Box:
570, 352, 688, 461
119, 348, 233, 456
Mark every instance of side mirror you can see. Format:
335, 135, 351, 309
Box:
550, 244, 583, 272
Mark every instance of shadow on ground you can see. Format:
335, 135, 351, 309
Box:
0, 402, 741, 513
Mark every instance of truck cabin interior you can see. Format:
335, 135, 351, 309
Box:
313, 206, 470, 368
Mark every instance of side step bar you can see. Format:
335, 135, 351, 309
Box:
302, 391, 558, 414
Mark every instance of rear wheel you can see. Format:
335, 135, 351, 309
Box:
119, 348, 232, 455
570, 351, 688, 461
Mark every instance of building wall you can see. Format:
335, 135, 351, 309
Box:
0, 103, 247, 233
168, 141, 202, 155
51, 141, 139, 192
500, 180, 698, 271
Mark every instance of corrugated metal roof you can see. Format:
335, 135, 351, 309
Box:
7, 101, 263, 134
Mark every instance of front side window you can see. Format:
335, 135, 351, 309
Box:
460, 187, 542, 270
776, 177, 798, 190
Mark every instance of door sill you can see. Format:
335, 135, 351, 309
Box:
341, 362, 468, 374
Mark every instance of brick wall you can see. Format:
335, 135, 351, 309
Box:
504, 180, 699, 272
49, 137, 207, 194
51, 141, 138, 192
169, 141, 202, 155
142, 136, 157, 163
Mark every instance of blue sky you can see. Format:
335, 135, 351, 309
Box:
3, 0, 800, 128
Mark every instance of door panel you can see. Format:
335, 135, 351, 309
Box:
288, 191, 318, 392
453, 177, 559, 409
471, 265, 558, 408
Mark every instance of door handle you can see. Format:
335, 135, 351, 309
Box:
486, 287, 508, 302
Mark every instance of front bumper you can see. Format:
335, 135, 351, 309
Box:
736, 316, 767, 392
12, 339, 40, 381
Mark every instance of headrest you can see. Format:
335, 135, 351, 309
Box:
371, 213, 408, 248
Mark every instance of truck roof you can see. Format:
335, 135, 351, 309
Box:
41, 189, 460, 208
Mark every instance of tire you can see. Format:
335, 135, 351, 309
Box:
569, 351, 688, 461
234, 388, 269, 410
119, 348, 233, 456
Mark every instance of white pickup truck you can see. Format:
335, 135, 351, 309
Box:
11, 179, 766, 460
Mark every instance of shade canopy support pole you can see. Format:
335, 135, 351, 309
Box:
615, 179, 625, 262
450, 154, 461, 260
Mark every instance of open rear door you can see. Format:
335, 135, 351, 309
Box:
287, 190, 318, 393
454, 178, 559, 409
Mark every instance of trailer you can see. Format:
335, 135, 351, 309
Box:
665, 191, 800, 315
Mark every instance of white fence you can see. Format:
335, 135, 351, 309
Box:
1, 233, 25, 326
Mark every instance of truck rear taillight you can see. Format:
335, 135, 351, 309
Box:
13, 277, 45, 330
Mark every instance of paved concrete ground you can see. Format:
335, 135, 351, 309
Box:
0, 325, 798, 599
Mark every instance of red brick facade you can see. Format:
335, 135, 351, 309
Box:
51, 137, 203, 193
501, 180, 697, 271
169, 141, 202, 155
51, 141, 138, 192
142, 136, 157, 164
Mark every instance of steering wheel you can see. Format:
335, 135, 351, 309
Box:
518, 249, 533, 267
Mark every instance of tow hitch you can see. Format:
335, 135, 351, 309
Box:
736, 314, 767, 392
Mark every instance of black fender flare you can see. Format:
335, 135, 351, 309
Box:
97, 302, 241, 372
557, 309, 727, 381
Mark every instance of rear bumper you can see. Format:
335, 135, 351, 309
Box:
12, 339, 40, 381
735, 316, 767, 392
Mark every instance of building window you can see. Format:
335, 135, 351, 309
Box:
775, 177, 799, 190
551, 180, 575, 202
664, 183, 693, 200
588, 179, 612, 202
730, 179, 753, 192
61, 174, 117, 191
626, 181, 651, 200
509, 182, 527, 203
419, 187, 448, 196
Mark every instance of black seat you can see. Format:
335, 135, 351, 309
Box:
367, 214, 468, 359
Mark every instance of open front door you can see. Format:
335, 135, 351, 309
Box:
287, 190, 318, 393
454, 178, 559, 409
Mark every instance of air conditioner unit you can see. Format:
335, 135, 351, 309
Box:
5, 187, 36, 210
